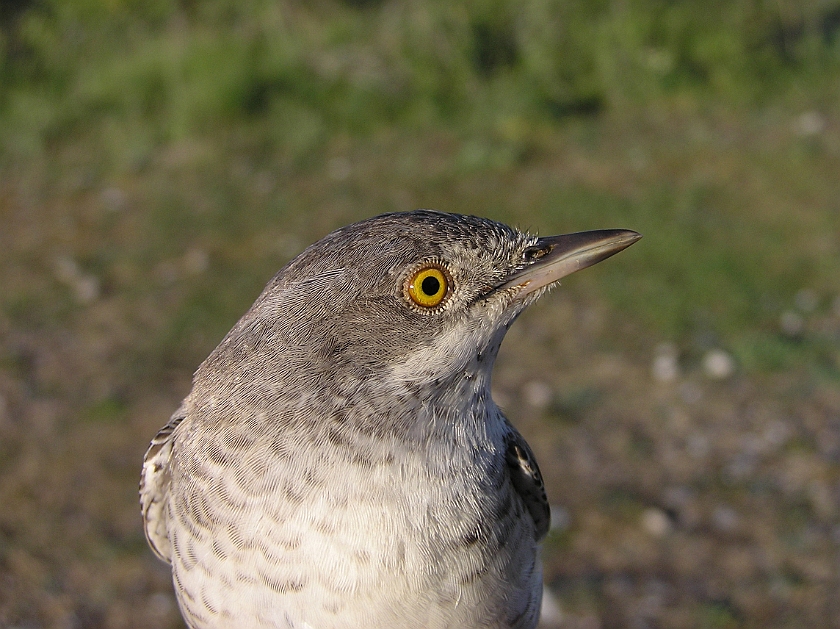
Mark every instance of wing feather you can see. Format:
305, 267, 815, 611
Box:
139, 409, 185, 563
504, 426, 551, 541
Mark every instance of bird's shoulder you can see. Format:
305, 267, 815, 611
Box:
503, 420, 550, 541
139, 408, 186, 563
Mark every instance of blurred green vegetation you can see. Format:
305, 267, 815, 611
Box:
4, 0, 840, 150
3, 0, 839, 379
4, 0, 840, 137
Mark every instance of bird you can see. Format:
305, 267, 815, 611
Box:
140, 209, 640, 629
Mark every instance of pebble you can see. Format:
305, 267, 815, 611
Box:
641, 507, 672, 537
540, 586, 564, 626
795, 111, 826, 137
652, 343, 679, 382
703, 349, 735, 380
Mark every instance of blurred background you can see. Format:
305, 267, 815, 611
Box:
1, 0, 840, 627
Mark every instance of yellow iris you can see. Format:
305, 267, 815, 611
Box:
406, 265, 449, 308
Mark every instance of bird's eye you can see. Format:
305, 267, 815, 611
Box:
405, 263, 451, 310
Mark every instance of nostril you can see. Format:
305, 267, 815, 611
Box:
522, 245, 552, 263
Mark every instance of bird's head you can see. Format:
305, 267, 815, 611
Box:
201, 210, 639, 403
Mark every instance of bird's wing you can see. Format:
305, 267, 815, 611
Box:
504, 426, 551, 541
139, 409, 185, 563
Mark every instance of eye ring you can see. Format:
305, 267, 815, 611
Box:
403, 262, 453, 311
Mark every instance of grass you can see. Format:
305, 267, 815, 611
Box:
2, 1, 840, 627
6, 0, 839, 372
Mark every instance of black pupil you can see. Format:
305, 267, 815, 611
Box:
421, 275, 441, 296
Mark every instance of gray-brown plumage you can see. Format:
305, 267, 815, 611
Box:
140, 210, 639, 629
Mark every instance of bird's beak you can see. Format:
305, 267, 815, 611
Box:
496, 229, 642, 298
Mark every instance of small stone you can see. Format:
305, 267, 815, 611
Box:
780, 310, 804, 337
523, 380, 552, 408
703, 349, 735, 380
641, 507, 672, 537
652, 343, 679, 382
795, 111, 826, 137
539, 586, 564, 627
